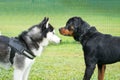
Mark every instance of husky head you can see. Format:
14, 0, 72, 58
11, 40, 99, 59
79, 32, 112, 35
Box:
23, 17, 61, 47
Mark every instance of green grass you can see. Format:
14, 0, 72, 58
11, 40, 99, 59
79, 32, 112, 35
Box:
0, 0, 120, 80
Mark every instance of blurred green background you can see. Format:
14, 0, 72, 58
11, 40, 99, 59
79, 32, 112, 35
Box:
0, 0, 120, 80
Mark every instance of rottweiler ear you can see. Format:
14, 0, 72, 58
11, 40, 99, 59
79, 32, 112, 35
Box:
72, 17, 84, 29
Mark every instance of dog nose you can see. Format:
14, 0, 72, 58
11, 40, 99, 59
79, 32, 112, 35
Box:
59, 28, 61, 32
60, 39, 62, 43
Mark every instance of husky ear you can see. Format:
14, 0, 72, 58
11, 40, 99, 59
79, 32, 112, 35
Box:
45, 17, 49, 28
46, 17, 49, 22
43, 17, 49, 23
42, 17, 47, 23
39, 17, 49, 26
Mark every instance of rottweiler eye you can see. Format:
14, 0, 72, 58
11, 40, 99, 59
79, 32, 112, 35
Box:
68, 26, 74, 31
71, 26, 74, 30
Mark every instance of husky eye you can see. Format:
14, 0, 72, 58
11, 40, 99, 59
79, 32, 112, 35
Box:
52, 30, 55, 34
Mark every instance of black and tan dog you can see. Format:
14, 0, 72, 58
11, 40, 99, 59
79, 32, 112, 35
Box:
59, 16, 120, 80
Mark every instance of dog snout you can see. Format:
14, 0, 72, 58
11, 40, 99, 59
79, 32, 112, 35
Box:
59, 28, 64, 34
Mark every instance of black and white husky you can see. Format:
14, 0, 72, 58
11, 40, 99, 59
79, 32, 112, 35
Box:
0, 17, 61, 80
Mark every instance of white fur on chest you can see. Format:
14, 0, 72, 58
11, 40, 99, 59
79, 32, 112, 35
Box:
32, 38, 49, 56
32, 46, 43, 56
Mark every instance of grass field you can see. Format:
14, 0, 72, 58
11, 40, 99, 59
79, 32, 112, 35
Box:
0, 0, 120, 80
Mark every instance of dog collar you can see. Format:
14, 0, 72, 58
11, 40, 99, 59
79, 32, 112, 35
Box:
79, 27, 98, 45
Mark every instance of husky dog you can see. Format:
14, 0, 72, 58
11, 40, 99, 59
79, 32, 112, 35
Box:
0, 17, 61, 80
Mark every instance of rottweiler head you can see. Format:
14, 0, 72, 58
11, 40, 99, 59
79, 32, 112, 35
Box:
59, 17, 90, 41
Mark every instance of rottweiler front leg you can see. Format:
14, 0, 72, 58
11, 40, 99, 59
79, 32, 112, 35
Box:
83, 63, 96, 80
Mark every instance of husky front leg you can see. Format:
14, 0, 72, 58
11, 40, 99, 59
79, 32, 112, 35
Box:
14, 69, 24, 80
22, 65, 32, 80
13, 54, 26, 80
14, 58, 34, 80
22, 58, 34, 80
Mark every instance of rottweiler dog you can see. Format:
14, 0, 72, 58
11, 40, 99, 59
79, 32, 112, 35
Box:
59, 17, 120, 80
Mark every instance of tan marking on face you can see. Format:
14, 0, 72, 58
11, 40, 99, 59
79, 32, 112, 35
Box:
59, 28, 73, 36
